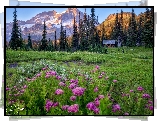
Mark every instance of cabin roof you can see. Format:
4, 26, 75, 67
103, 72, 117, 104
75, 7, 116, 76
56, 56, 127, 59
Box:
103, 40, 116, 44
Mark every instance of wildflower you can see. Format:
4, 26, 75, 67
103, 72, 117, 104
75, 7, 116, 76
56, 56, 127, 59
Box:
20, 89, 25, 93
56, 75, 61, 80
94, 100, 100, 107
45, 100, 53, 112
93, 108, 100, 114
124, 112, 129, 115
72, 87, 85, 96
52, 102, 59, 107
130, 90, 134, 92
14, 86, 16, 88
55, 89, 64, 95
98, 95, 105, 100
142, 93, 151, 99
62, 105, 69, 110
86, 102, 97, 111
149, 106, 153, 111
101, 72, 105, 75
67, 104, 79, 113
137, 86, 144, 91
70, 79, 78, 84
113, 80, 117, 83
99, 75, 102, 79
49, 71, 56, 76
94, 87, 98, 92
70, 96, 76, 101
23, 85, 27, 89
90, 78, 93, 80
59, 82, 66, 87
69, 83, 77, 89
148, 100, 153, 104
42, 67, 47, 71
6, 87, 10, 91
95, 65, 99, 70
14, 94, 19, 96
45, 75, 50, 78
36, 73, 41, 77
112, 104, 121, 112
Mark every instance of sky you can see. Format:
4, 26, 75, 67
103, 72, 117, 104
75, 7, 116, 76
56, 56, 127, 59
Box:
6, 7, 148, 24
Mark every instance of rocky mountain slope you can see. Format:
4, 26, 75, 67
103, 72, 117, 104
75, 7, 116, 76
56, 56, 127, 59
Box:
6, 8, 84, 41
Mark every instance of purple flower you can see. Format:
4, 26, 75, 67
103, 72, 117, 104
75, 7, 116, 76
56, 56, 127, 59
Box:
23, 85, 27, 89
67, 104, 79, 113
95, 65, 99, 70
14, 86, 16, 88
20, 89, 25, 93
142, 94, 151, 99
59, 82, 66, 87
36, 73, 41, 77
94, 87, 98, 92
52, 102, 59, 107
124, 112, 129, 115
55, 89, 64, 95
137, 86, 144, 91
69, 83, 77, 89
49, 71, 56, 76
86, 102, 97, 111
56, 75, 61, 80
94, 100, 100, 107
99, 75, 102, 79
148, 100, 153, 104
70, 79, 78, 84
62, 105, 69, 110
70, 96, 76, 101
93, 108, 100, 114
45, 75, 50, 78
112, 104, 121, 112
101, 72, 105, 75
6, 87, 10, 91
72, 87, 85, 96
149, 106, 153, 111
45, 100, 53, 112
130, 90, 134, 92
98, 95, 105, 100
113, 80, 117, 83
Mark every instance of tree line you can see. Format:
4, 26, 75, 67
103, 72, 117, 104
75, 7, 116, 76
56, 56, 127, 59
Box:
8, 7, 153, 52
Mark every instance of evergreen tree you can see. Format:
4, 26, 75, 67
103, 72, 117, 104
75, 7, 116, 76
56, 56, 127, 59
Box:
59, 22, 65, 51
120, 9, 124, 46
143, 8, 153, 47
40, 20, 48, 51
48, 38, 53, 51
27, 33, 32, 49
71, 17, 79, 51
54, 31, 57, 51
9, 8, 23, 50
137, 13, 144, 46
80, 9, 89, 51
90, 8, 97, 47
131, 8, 137, 46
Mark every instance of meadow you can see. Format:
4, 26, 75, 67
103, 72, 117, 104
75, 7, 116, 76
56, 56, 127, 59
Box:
5, 47, 154, 115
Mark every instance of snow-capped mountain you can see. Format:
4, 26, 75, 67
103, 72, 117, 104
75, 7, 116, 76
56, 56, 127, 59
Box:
6, 8, 84, 41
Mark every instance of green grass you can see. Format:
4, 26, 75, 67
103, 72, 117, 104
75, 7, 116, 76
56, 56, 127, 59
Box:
5, 47, 153, 115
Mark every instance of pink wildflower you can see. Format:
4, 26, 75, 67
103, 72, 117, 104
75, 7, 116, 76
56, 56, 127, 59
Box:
55, 89, 64, 95
70, 96, 76, 101
67, 104, 79, 113
72, 87, 85, 96
94, 87, 98, 92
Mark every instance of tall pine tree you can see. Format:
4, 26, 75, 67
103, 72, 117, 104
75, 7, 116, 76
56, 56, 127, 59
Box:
9, 8, 23, 50
27, 33, 32, 49
71, 17, 79, 51
40, 20, 48, 51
